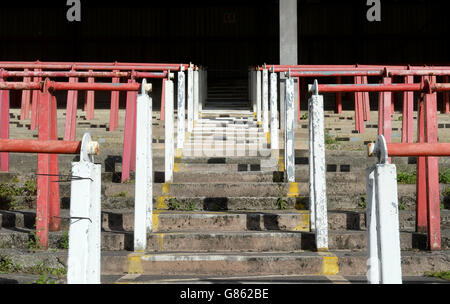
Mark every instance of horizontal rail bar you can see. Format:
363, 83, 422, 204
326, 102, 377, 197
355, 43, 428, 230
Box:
0, 63, 190, 71
0, 81, 151, 92
0, 70, 167, 79
0, 139, 82, 154
309, 83, 450, 93
288, 70, 383, 77
386, 143, 450, 157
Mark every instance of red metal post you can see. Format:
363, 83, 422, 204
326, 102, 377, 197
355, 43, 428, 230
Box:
416, 79, 428, 233
402, 76, 414, 143
36, 85, 52, 249
110, 72, 120, 131
85, 71, 95, 120
0, 77, 10, 172
378, 77, 392, 144
64, 77, 78, 141
121, 79, 137, 182
336, 77, 342, 114
362, 76, 370, 121
49, 94, 60, 231
20, 69, 31, 120
354, 76, 364, 133
30, 70, 41, 130
423, 76, 441, 250
391, 76, 396, 114
443, 76, 450, 114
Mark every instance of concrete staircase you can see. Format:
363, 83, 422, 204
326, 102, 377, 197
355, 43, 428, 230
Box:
0, 99, 450, 282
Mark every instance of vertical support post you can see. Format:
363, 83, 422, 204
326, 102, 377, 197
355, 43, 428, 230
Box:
177, 69, 186, 150
402, 76, 414, 143
284, 77, 295, 182
20, 69, 31, 120
416, 79, 427, 233
187, 66, 194, 133
36, 86, 52, 249
374, 164, 402, 283
423, 77, 441, 250
30, 70, 41, 130
256, 70, 262, 125
336, 77, 342, 114
194, 68, 199, 123
262, 69, 269, 137
0, 77, 10, 172
64, 76, 79, 141
86, 71, 95, 120
67, 133, 101, 284
354, 76, 365, 133
134, 80, 153, 252
365, 166, 380, 284
270, 72, 279, 150
160, 78, 166, 121
251, 70, 257, 115
109, 72, 120, 131
121, 79, 137, 183
165, 79, 175, 183
362, 76, 370, 121
378, 77, 392, 144
49, 95, 60, 231
309, 85, 328, 251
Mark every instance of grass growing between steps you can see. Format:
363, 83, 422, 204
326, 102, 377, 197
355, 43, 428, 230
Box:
0, 255, 66, 284
425, 271, 450, 281
396, 168, 450, 185
0, 179, 37, 210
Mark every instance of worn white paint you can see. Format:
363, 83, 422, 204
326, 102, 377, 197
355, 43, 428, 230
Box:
187, 67, 194, 133
375, 164, 402, 284
194, 69, 199, 122
365, 134, 402, 284
270, 72, 279, 150
262, 69, 269, 133
134, 82, 153, 252
308, 90, 328, 250
177, 70, 186, 149
256, 70, 262, 123
284, 77, 295, 182
366, 166, 380, 284
67, 133, 101, 284
165, 79, 175, 182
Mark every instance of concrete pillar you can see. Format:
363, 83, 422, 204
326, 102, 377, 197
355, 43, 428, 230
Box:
177, 70, 186, 150
165, 80, 175, 182
270, 72, 279, 150
187, 67, 194, 133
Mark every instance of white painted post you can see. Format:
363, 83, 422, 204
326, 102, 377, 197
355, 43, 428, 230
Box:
251, 70, 257, 115
309, 95, 315, 232
366, 166, 380, 284
308, 81, 328, 250
187, 66, 194, 133
256, 70, 262, 124
198, 68, 203, 115
165, 79, 175, 182
270, 72, 279, 150
375, 164, 402, 284
284, 76, 295, 182
193, 68, 199, 123
262, 68, 269, 136
134, 80, 153, 252
67, 133, 101, 284
177, 69, 186, 149
366, 135, 402, 284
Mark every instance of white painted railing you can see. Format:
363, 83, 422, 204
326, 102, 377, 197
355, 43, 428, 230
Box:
366, 135, 402, 284
307, 80, 329, 251
67, 132, 101, 284
134, 79, 153, 252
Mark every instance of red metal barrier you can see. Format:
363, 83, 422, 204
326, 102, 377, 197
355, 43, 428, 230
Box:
0, 77, 10, 172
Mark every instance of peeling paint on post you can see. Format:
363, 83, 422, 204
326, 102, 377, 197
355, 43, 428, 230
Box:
177, 70, 185, 149
308, 83, 328, 250
165, 79, 175, 182
134, 80, 153, 252
256, 70, 262, 124
194, 69, 199, 122
375, 164, 402, 284
67, 133, 101, 284
270, 72, 279, 150
187, 67, 194, 133
262, 69, 269, 134
284, 77, 295, 182
365, 166, 380, 284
